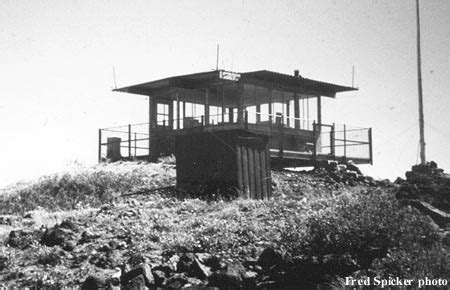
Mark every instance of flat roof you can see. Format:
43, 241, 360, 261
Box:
114, 69, 357, 98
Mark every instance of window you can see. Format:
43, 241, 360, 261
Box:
157, 103, 169, 126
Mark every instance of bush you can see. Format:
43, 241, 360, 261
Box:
0, 162, 175, 214
280, 189, 443, 278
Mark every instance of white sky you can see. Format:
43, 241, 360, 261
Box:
1, 0, 449, 187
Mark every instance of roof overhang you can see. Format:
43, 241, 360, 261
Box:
113, 69, 357, 98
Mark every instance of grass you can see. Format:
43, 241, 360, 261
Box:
0, 161, 447, 287
0, 160, 175, 215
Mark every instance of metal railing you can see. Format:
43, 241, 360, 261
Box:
98, 111, 372, 164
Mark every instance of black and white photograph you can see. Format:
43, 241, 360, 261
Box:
0, 0, 449, 288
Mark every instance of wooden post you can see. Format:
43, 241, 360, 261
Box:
268, 86, 273, 132
343, 124, 347, 160
128, 124, 132, 158
317, 96, 322, 126
245, 110, 249, 129
369, 128, 373, 165
148, 96, 152, 162
312, 121, 317, 160
294, 94, 300, 129
176, 90, 180, 130
237, 82, 244, 127
98, 129, 102, 163
286, 100, 290, 127
228, 108, 234, 123
205, 88, 210, 126
221, 82, 225, 123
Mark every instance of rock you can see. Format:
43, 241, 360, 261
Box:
41, 226, 74, 247
152, 270, 166, 286
0, 256, 8, 271
81, 275, 107, 290
406, 200, 450, 227
257, 247, 285, 270
121, 263, 155, 288
208, 263, 243, 289
0, 215, 18, 226
177, 253, 211, 279
37, 252, 61, 266
59, 219, 79, 232
242, 271, 258, 288
78, 230, 101, 244
123, 274, 148, 290
347, 160, 362, 175
165, 273, 189, 289
5, 230, 41, 250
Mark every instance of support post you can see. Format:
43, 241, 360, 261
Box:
294, 94, 300, 129
317, 96, 322, 126
128, 124, 132, 158
176, 90, 180, 129
98, 129, 102, 163
221, 82, 225, 123
205, 88, 210, 126
330, 123, 335, 157
343, 124, 347, 160
369, 128, 373, 165
268, 86, 273, 132
312, 121, 317, 160
237, 82, 244, 127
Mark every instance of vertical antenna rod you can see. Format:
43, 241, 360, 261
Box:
351, 65, 355, 87
416, 0, 426, 164
216, 44, 220, 71
112, 66, 117, 89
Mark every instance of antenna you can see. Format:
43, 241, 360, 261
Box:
416, 0, 426, 164
216, 44, 220, 71
112, 66, 117, 89
351, 65, 355, 87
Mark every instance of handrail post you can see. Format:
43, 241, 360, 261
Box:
330, 123, 335, 157
244, 110, 248, 129
369, 128, 373, 165
128, 124, 132, 158
312, 121, 317, 161
134, 132, 137, 157
343, 124, 347, 160
98, 129, 102, 163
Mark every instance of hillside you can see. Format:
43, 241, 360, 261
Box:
0, 160, 448, 288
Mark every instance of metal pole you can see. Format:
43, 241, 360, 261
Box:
98, 129, 102, 163
343, 124, 347, 160
128, 124, 132, 158
416, 0, 426, 164
369, 128, 373, 165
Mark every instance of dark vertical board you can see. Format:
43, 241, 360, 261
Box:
247, 148, 255, 199
236, 145, 243, 196
265, 144, 272, 198
260, 147, 268, 198
254, 148, 262, 199
242, 145, 250, 198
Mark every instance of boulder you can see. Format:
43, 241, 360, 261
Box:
121, 263, 155, 288
208, 263, 244, 289
177, 253, 211, 279
257, 247, 285, 270
5, 230, 41, 250
81, 275, 107, 290
165, 273, 189, 289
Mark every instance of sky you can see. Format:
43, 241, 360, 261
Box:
1, 0, 449, 187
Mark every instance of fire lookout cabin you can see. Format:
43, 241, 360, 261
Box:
99, 70, 373, 199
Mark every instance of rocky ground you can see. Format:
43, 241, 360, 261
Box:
0, 160, 448, 288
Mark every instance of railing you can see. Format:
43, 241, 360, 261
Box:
98, 122, 150, 162
317, 123, 372, 163
99, 111, 372, 164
